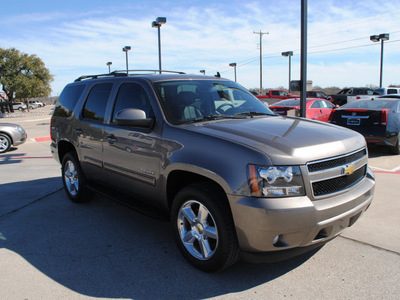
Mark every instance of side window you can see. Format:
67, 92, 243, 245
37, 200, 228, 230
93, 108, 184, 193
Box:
112, 82, 153, 123
388, 89, 397, 94
310, 101, 321, 108
271, 91, 279, 96
54, 84, 85, 117
82, 83, 112, 122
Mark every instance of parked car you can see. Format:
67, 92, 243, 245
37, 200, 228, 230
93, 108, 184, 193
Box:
0, 123, 27, 153
12, 102, 27, 111
28, 100, 42, 108
50, 71, 375, 271
329, 95, 400, 154
255, 89, 298, 100
374, 87, 400, 95
269, 98, 336, 122
306, 91, 331, 101
330, 88, 375, 106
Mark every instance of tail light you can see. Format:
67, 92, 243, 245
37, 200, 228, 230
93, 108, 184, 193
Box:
356, 96, 361, 100
381, 109, 389, 125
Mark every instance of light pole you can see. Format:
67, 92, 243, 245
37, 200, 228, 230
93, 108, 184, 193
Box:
200, 70, 205, 75
152, 17, 167, 74
253, 30, 269, 93
229, 63, 237, 82
370, 33, 389, 88
106, 61, 112, 74
281, 51, 293, 93
122, 46, 131, 75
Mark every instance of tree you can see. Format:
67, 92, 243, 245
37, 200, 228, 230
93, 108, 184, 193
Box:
0, 48, 53, 105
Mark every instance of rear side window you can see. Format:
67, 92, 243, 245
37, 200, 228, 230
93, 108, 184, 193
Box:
388, 89, 398, 94
82, 83, 112, 122
54, 84, 85, 117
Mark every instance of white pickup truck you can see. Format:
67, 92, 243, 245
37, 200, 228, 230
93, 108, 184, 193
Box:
347, 87, 400, 103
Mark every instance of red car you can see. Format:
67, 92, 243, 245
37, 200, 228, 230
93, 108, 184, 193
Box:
269, 98, 336, 122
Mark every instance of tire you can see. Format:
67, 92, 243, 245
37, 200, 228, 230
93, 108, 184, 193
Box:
61, 152, 91, 202
171, 183, 240, 272
0, 133, 12, 153
391, 134, 400, 155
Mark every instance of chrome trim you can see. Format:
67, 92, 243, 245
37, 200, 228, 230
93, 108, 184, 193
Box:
104, 162, 156, 186
305, 147, 368, 199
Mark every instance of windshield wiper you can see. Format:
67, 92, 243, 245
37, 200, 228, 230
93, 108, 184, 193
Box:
233, 111, 273, 118
184, 114, 246, 124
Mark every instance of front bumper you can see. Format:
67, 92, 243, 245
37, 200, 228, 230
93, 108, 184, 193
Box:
228, 168, 375, 254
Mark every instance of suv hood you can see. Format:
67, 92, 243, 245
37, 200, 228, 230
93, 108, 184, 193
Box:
187, 116, 366, 165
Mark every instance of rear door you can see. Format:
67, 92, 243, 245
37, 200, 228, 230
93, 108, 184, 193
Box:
76, 83, 113, 181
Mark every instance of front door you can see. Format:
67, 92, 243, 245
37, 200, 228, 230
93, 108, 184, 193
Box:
102, 82, 162, 200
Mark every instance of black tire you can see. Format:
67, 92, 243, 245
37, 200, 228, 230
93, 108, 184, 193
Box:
61, 151, 91, 202
0, 133, 12, 154
171, 183, 240, 272
392, 134, 400, 155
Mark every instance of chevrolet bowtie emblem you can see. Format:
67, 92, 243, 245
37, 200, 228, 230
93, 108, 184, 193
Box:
343, 163, 357, 175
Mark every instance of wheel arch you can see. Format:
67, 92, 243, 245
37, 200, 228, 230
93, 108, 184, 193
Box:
165, 166, 231, 213
57, 140, 77, 164
0, 131, 13, 145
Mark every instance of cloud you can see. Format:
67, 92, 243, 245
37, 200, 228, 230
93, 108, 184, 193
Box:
1, 0, 399, 94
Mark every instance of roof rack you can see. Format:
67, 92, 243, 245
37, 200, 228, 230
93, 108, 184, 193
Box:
74, 70, 186, 82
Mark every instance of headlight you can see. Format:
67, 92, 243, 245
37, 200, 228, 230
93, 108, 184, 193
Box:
15, 126, 25, 134
248, 165, 305, 197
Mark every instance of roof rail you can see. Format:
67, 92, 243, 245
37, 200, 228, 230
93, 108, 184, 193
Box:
74, 70, 186, 82
111, 70, 186, 75
74, 73, 126, 82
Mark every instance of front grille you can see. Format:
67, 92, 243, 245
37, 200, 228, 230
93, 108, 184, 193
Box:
307, 148, 367, 173
312, 165, 367, 197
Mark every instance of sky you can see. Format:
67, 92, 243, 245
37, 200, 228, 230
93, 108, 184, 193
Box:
1, 0, 400, 96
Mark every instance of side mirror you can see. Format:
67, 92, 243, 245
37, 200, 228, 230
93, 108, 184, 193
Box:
327, 96, 332, 100
115, 108, 155, 128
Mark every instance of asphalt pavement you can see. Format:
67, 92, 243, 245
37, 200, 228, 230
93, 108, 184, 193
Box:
1, 106, 399, 300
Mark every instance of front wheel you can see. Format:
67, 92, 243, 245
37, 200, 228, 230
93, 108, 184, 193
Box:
0, 134, 11, 153
61, 152, 91, 202
171, 183, 240, 272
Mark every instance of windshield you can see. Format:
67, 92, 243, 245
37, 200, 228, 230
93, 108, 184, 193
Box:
154, 80, 274, 124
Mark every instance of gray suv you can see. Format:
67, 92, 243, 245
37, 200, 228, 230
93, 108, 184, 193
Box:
50, 71, 375, 272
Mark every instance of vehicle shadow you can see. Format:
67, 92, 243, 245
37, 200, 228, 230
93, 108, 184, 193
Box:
0, 181, 322, 299
367, 144, 395, 158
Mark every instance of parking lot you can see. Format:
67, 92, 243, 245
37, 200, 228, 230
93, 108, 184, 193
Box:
1, 106, 399, 299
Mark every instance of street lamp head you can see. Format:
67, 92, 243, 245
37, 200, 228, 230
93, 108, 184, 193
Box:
282, 51, 293, 57
156, 17, 167, 25
153, 17, 167, 27
106, 62, 112, 66
229, 63, 237, 67
379, 33, 389, 41
370, 35, 380, 42
122, 46, 131, 52
200, 70, 205, 75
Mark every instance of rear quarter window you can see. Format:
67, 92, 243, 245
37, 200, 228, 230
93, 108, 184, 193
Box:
54, 84, 85, 117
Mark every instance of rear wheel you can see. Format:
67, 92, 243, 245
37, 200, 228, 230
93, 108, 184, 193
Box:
61, 152, 91, 202
0, 134, 11, 153
171, 183, 240, 272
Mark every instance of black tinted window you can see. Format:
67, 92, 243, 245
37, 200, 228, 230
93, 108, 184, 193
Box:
82, 83, 112, 122
54, 84, 85, 117
112, 83, 153, 122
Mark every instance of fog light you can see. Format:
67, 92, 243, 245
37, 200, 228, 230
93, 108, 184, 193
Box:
273, 235, 279, 245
